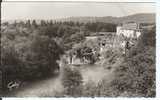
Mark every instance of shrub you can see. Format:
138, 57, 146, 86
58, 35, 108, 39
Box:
83, 82, 97, 96
74, 41, 100, 64
82, 79, 121, 97
62, 66, 83, 97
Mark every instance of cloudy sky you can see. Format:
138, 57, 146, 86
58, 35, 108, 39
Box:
1, 2, 155, 20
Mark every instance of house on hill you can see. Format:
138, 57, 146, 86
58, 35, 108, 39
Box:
116, 22, 142, 39
116, 22, 144, 55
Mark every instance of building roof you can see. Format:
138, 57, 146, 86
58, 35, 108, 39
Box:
140, 25, 154, 29
98, 32, 115, 35
121, 22, 139, 30
89, 32, 116, 36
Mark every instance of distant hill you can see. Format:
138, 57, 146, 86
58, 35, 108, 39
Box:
58, 13, 155, 24
2, 13, 155, 25
118, 13, 155, 24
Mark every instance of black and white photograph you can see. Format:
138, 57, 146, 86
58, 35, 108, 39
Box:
0, 1, 156, 97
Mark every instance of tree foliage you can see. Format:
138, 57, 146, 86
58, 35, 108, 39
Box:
110, 26, 156, 97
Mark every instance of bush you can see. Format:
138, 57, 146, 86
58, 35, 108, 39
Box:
73, 40, 100, 64
82, 80, 108, 97
62, 66, 83, 97
82, 79, 122, 97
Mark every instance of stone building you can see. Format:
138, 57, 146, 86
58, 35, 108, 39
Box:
116, 22, 142, 39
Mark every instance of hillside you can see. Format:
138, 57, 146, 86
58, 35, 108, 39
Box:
59, 13, 155, 24
118, 13, 155, 24
2, 13, 155, 25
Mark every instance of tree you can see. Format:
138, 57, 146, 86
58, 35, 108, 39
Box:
40, 20, 47, 26
49, 20, 53, 26
13, 20, 17, 27
39, 25, 59, 37
70, 32, 85, 43
18, 21, 25, 27
30, 35, 64, 76
26, 20, 31, 28
32, 20, 38, 28
3, 22, 9, 26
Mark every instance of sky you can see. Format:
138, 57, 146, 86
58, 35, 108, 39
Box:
1, 2, 156, 20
